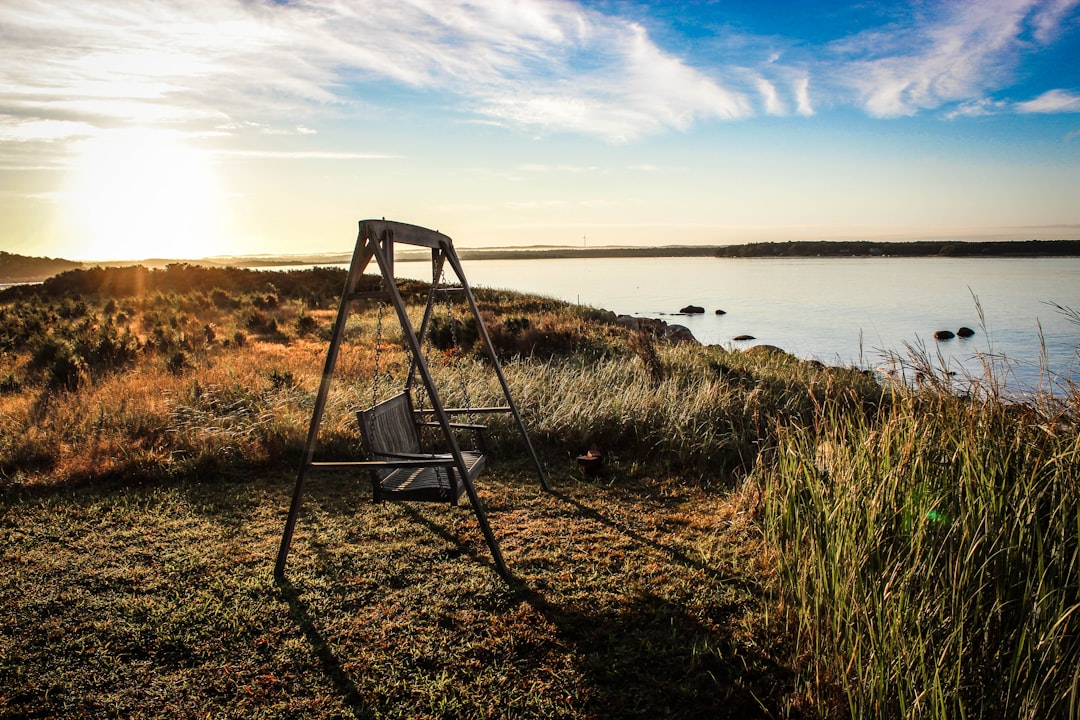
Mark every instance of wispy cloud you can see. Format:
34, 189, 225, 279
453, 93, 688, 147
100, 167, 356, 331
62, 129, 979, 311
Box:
1016, 89, 1080, 113
828, 0, 1080, 117
0, 119, 97, 143
755, 78, 786, 115
216, 150, 401, 160
0, 0, 752, 144
793, 77, 815, 117
0, 0, 1077, 149
516, 164, 601, 173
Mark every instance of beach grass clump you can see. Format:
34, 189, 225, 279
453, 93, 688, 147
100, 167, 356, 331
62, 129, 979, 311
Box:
759, 381, 1080, 718
434, 339, 883, 482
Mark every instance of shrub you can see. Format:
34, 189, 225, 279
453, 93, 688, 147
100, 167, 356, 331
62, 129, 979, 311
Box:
46, 341, 86, 390
295, 314, 319, 336
252, 292, 279, 310
210, 288, 234, 309
167, 351, 190, 375
269, 368, 295, 388
0, 372, 21, 394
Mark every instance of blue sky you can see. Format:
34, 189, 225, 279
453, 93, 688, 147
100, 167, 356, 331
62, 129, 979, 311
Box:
1, 0, 1079, 261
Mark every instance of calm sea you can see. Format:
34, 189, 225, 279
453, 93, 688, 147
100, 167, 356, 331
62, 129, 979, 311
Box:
376, 255, 1079, 395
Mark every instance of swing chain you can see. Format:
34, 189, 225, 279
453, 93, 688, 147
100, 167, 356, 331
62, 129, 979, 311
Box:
442, 270, 474, 425
372, 298, 383, 409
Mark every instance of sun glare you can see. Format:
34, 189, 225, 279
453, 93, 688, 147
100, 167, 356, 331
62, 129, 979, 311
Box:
63, 132, 225, 261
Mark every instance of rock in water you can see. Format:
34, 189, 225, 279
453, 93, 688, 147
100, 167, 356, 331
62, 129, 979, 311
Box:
714, 309, 727, 315
680, 304, 705, 314
957, 326, 975, 338
733, 334, 755, 341
934, 330, 955, 340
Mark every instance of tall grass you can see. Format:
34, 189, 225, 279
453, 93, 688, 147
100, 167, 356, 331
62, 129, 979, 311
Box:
6, 265, 1080, 716
436, 338, 882, 482
760, 369, 1080, 717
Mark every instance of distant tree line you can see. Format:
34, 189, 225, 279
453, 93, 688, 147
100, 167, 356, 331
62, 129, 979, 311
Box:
714, 239, 1080, 257
3, 238, 1078, 288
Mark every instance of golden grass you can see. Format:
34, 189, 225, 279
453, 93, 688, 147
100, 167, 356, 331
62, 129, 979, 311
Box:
2, 268, 1077, 718
1, 468, 787, 719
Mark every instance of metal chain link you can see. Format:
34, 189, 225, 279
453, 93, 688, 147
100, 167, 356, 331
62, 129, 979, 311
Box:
372, 299, 383, 408
441, 267, 474, 425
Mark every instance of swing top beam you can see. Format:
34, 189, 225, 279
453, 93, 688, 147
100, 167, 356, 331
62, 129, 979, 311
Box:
359, 218, 453, 250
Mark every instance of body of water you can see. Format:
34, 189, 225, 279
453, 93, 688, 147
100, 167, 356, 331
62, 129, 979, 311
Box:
377, 255, 1078, 395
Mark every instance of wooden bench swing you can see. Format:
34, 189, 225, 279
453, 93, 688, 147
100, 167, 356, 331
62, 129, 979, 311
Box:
274, 220, 549, 582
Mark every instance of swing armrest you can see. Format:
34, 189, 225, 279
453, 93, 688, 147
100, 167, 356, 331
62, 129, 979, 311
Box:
309, 459, 454, 469
371, 450, 454, 462
417, 421, 488, 431
414, 420, 489, 455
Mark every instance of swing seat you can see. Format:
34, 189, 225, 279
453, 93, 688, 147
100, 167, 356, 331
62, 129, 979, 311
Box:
357, 393, 487, 504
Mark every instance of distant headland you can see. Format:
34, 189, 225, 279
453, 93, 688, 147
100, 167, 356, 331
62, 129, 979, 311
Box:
3, 239, 1079, 284
443, 238, 1080, 261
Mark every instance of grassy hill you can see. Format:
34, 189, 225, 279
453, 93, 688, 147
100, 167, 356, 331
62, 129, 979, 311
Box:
1, 264, 1078, 718
0, 251, 83, 283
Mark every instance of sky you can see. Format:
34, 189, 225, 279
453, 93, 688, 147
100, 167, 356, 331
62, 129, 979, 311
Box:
2, 0, 1080, 262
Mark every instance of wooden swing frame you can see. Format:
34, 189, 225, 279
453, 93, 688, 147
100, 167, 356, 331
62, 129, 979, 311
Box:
274, 219, 549, 582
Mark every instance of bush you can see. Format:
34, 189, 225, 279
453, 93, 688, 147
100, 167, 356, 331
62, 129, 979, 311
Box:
44, 341, 86, 390
167, 351, 190, 375
295, 314, 319, 336
245, 310, 279, 335
210, 288, 234, 309
268, 368, 295, 388
0, 372, 21, 394
252, 292, 279, 310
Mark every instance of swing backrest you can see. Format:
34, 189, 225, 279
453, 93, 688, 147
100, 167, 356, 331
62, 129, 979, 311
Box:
357, 393, 421, 458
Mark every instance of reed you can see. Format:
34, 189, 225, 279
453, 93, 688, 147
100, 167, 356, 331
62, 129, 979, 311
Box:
759, 360, 1080, 717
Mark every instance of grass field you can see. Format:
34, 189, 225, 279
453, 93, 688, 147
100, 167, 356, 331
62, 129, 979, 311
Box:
1, 265, 1078, 718
1, 465, 787, 719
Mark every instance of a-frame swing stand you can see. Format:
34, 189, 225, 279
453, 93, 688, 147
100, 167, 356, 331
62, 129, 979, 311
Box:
275, 219, 549, 582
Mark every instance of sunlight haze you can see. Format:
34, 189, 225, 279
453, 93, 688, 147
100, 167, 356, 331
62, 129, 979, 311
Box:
1, 0, 1079, 261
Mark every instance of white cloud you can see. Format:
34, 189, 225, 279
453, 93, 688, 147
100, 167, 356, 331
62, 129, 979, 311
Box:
1030, 0, 1080, 42
0, 119, 96, 143
1015, 89, 1080, 113
0, 0, 1077, 150
793, 77, 814, 117
944, 98, 1010, 118
831, 0, 1080, 117
216, 150, 402, 160
756, 78, 786, 115
0, 0, 755, 144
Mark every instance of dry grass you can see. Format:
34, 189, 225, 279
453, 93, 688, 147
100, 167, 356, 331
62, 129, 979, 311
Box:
1, 467, 788, 719
3, 266, 1078, 719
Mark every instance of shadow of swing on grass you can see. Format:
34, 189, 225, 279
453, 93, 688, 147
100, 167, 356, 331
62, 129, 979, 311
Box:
276, 578, 376, 720
273, 474, 791, 718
